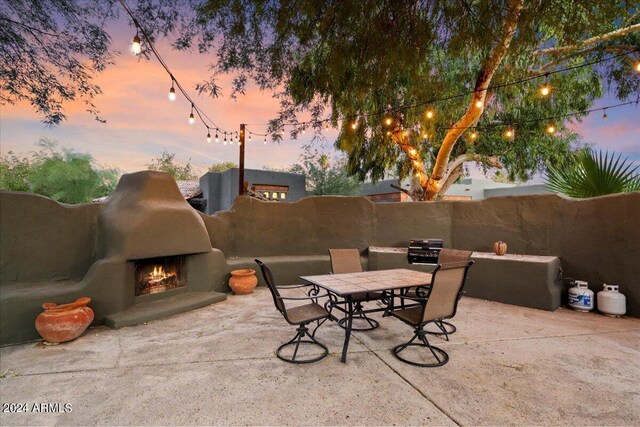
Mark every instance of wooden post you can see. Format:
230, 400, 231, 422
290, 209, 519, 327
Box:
239, 123, 245, 195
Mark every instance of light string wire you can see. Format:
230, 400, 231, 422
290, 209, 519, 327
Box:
118, 0, 638, 144
118, 0, 229, 137
438, 99, 639, 132
244, 48, 639, 134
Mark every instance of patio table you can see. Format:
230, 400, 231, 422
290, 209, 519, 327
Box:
300, 268, 433, 363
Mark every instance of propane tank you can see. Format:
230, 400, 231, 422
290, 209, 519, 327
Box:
597, 284, 626, 317
568, 280, 594, 312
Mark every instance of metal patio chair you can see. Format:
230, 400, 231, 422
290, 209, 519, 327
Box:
329, 248, 383, 331
255, 259, 333, 363
388, 261, 474, 367
401, 248, 472, 339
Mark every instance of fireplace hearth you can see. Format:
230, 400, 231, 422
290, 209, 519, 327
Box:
134, 256, 186, 296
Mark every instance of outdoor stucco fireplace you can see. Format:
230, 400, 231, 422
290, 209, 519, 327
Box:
134, 256, 186, 296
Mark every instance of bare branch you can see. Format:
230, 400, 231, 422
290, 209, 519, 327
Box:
533, 24, 640, 56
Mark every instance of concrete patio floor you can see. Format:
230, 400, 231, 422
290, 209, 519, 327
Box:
1, 288, 639, 426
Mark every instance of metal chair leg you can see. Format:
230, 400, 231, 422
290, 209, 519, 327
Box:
392, 325, 450, 367
337, 302, 380, 331
277, 324, 329, 364
424, 320, 457, 340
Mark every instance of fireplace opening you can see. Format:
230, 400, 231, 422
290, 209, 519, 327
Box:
134, 256, 186, 296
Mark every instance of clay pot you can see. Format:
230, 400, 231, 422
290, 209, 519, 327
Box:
493, 241, 508, 256
229, 269, 258, 295
35, 297, 94, 343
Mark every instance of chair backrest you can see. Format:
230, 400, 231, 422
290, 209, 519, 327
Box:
421, 261, 474, 323
329, 249, 363, 274
438, 248, 472, 265
255, 259, 285, 315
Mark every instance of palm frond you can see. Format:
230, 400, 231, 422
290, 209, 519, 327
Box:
545, 149, 640, 198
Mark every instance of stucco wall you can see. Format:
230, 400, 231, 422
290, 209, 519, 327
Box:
1, 186, 638, 345
200, 192, 639, 316
0, 192, 102, 283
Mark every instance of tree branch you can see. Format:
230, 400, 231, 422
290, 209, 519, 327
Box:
533, 23, 640, 56
528, 45, 639, 76
437, 154, 503, 197
424, 0, 524, 200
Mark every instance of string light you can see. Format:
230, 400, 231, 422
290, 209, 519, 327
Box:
131, 33, 141, 55
504, 128, 515, 139
546, 124, 556, 134
223, 133, 227, 145
188, 103, 195, 125
123, 1, 637, 150
540, 74, 551, 96
409, 148, 417, 156
168, 79, 176, 101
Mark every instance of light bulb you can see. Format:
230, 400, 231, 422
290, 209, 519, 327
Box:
131, 35, 141, 54
207, 131, 211, 143
636, 62, 640, 73
215, 132, 219, 143
385, 117, 393, 126
603, 109, 608, 120
301, 127, 306, 134
168, 86, 176, 101
409, 148, 417, 156
324, 122, 330, 130
264, 137, 267, 144
188, 113, 195, 125
540, 85, 551, 96
470, 131, 478, 140
475, 100, 483, 109
546, 124, 556, 134
504, 129, 514, 139
415, 172, 421, 178
249, 134, 252, 142
351, 122, 357, 130
426, 110, 434, 119
413, 160, 420, 167
422, 133, 428, 139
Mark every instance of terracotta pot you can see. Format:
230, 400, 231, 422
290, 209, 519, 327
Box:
493, 241, 508, 256
35, 297, 94, 343
229, 269, 258, 295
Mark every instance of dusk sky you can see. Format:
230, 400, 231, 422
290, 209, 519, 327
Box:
1, 19, 639, 179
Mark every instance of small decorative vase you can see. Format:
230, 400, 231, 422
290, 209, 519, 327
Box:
35, 297, 94, 343
493, 241, 508, 256
229, 269, 258, 295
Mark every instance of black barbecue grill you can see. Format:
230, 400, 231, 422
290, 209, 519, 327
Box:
408, 239, 444, 265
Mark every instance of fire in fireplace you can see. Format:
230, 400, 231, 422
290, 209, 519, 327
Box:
134, 256, 186, 296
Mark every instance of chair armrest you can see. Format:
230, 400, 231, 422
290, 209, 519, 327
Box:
276, 292, 332, 302
394, 293, 429, 302
276, 283, 315, 289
